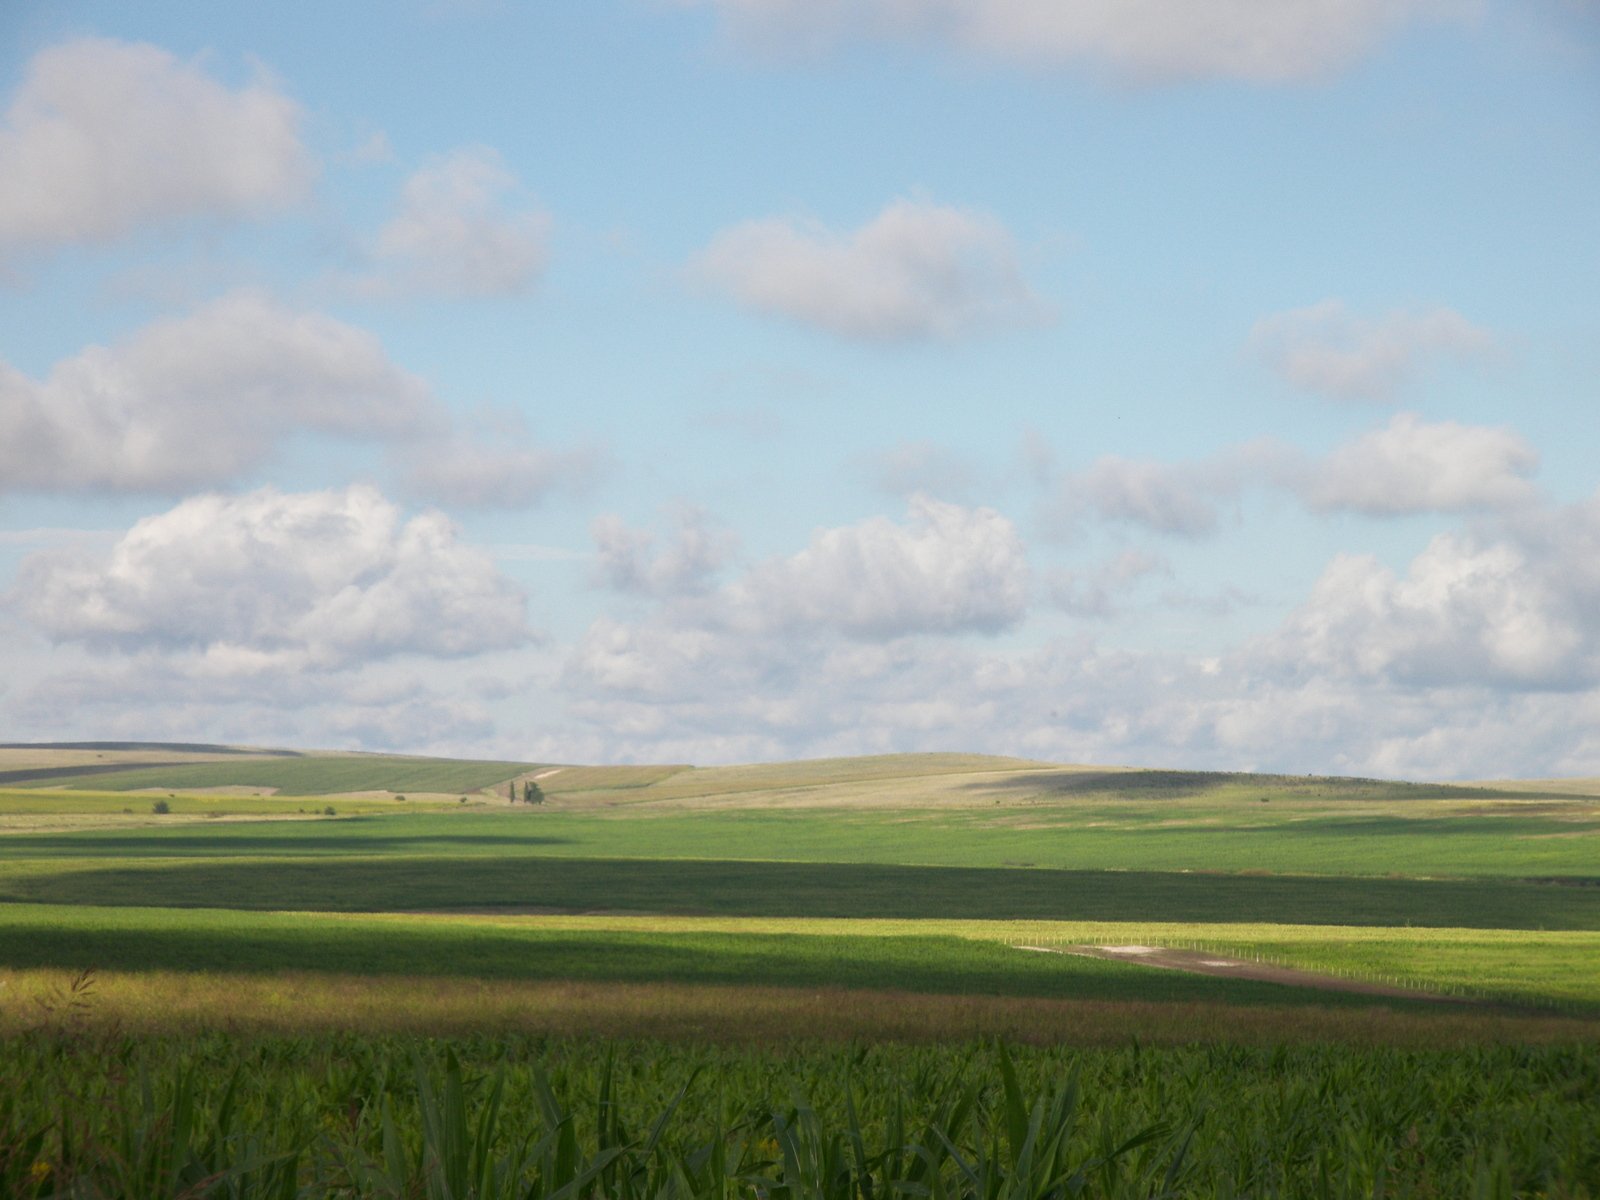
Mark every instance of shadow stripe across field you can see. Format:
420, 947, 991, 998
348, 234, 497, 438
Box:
8, 856, 1599, 929
0, 904, 1451, 1010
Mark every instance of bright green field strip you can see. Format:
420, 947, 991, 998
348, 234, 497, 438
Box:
4, 806, 1596, 879
376, 914, 1600, 1010
0, 903, 1456, 1010
8, 757, 540, 794
1204, 932, 1600, 1010
5, 853, 1598, 929
1007, 923, 1600, 1010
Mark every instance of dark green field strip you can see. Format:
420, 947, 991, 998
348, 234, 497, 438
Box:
0, 904, 1439, 1009
5, 807, 1598, 878
13, 757, 543, 795
8, 856, 1600, 928
0, 761, 199, 786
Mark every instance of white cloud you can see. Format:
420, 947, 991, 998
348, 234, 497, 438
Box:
730, 495, 1030, 636
8, 485, 531, 671
1061, 455, 1230, 537
0, 38, 313, 259
1252, 299, 1497, 403
1300, 413, 1538, 515
1036, 416, 1536, 538
0, 292, 430, 494
1259, 494, 1600, 691
693, 198, 1050, 341
564, 496, 1030, 716
361, 146, 550, 298
687, 0, 1475, 84
592, 506, 737, 596
397, 410, 602, 509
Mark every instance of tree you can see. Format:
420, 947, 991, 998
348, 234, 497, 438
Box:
522, 780, 545, 805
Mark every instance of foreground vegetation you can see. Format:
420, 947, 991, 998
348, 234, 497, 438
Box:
4, 1033, 1596, 1198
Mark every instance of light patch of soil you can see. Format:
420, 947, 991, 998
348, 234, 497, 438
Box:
1020, 944, 1471, 1003
129, 785, 280, 796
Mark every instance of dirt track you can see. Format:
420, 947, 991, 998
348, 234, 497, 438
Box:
1019, 944, 1468, 1003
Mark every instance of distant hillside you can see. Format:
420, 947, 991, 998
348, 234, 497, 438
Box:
0, 744, 540, 796
3, 743, 1594, 804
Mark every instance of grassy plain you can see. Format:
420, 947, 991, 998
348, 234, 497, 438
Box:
4, 746, 1599, 1196
0, 747, 1595, 1022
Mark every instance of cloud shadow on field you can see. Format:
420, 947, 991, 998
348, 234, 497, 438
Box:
9, 857, 1600, 930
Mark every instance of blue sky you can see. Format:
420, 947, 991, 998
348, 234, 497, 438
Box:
1, 1, 1597, 777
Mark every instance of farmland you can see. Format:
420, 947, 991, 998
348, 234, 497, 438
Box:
3, 744, 1598, 1195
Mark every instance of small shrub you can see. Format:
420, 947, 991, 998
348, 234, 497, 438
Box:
151, 800, 170, 814
459, 796, 468, 804
395, 794, 407, 802
323, 805, 336, 817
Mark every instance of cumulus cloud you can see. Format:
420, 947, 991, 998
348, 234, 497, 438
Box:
592, 506, 737, 597
396, 409, 602, 509
693, 198, 1050, 341
358, 146, 550, 298
1063, 456, 1231, 537
1252, 299, 1497, 403
565, 497, 1029, 711
7, 485, 531, 672
1260, 494, 1600, 691
1039, 440, 1287, 539
687, 0, 1474, 84
730, 496, 1030, 636
1036, 415, 1537, 538
0, 38, 312, 260
0, 292, 430, 493
1300, 413, 1538, 514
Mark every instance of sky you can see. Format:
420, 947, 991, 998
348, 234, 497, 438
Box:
0, 1, 1597, 778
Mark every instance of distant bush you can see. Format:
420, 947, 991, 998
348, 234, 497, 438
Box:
395, 794, 407, 802
151, 800, 170, 814
323, 805, 337, 817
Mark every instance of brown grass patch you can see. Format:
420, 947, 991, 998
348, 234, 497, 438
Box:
2, 968, 1594, 1046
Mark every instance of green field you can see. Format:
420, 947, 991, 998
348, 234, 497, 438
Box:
3, 745, 1598, 1195
7, 1033, 1595, 1198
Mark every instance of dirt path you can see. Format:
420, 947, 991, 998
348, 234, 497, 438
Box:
1018, 944, 1469, 1003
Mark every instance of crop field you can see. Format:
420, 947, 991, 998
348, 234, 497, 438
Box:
6, 1034, 1596, 1198
3, 746, 1598, 1194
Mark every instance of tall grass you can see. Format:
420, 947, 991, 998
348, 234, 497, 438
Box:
3, 1033, 1595, 1198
